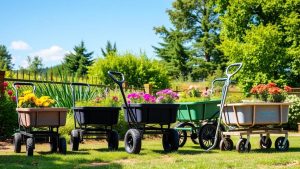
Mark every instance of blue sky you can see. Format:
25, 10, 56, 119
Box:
0, 0, 173, 69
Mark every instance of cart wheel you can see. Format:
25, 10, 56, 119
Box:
162, 129, 179, 152
259, 136, 272, 149
107, 130, 119, 151
124, 129, 141, 154
50, 136, 58, 152
13, 133, 22, 153
26, 138, 34, 156
236, 138, 251, 153
70, 129, 80, 151
199, 124, 219, 150
177, 129, 187, 147
58, 137, 67, 155
219, 138, 233, 151
275, 137, 289, 152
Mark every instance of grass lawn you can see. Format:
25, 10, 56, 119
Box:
0, 134, 300, 169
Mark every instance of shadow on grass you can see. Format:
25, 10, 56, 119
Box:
0, 155, 123, 169
151, 149, 213, 155
252, 147, 300, 153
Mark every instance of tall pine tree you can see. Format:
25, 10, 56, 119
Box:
64, 41, 93, 76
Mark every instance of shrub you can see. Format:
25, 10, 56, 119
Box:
0, 96, 17, 138
285, 95, 300, 130
88, 53, 170, 90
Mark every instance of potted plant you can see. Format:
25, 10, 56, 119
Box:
222, 82, 292, 126
123, 89, 180, 124
16, 90, 68, 127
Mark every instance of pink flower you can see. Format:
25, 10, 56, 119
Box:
11, 96, 16, 102
112, 96, 118, 102
3, 82, 8, 87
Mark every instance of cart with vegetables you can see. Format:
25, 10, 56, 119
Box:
70, 83, 120, 151
13, 82, 68, 156
108, 71, 180, 154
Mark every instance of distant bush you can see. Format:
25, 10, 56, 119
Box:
88, 53, 170, 90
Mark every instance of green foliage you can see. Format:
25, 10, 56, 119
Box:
101, 41, 117, 57
88, 53, 171, 89
0, 45, 13, 70
27, 56, 43, 73
286, 95, 300, 130
0, 97, 17, 138
219, 0, 300, 92
63, 41, 94, 77
154, 0, 226, 80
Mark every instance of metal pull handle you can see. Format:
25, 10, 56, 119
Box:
107, 71, 125, 86
225, 63, 243, 78
13, 82, 36, 92
210, 78, 227, 94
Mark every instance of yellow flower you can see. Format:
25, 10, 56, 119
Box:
22, 90, 32, 95
35, 99, 43, 107
42, 101, 50, 107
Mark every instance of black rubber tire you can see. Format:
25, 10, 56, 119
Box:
107, 130, 119, 151
275, 137, 289, 152
13, 133, 22, 153
175, 123, 187, 147
219, 138, 233, 151
26, 138, 34, 156
259, 136, 272, 149
124, 129, 142, 154
198, 124, 219, 150
50, 136, 58, 152
236, 138, 251, 153
58, 137, 67, 155
162, 129, 179, 152
70, 129, 80, 151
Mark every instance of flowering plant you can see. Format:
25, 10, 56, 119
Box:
187, 85, 201, 97
201, 87, 212, 101
18, 90, 55, 108
127, 92, 156, 104
250, 82, 292, 102
1, 81, 16, 102
156, 89, 179, 103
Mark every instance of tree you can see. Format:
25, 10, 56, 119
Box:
0, 45, 13, 70
27, 56, 43, 72
101, 41, 117, 57
218, 0, 300, 92
154, 0, 225, 80
64, 41, 94, 76
153, 29, 191, 79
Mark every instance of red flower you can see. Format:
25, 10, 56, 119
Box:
268, 87, 282, 95
267, 82, 277, 88
11, 96, 16, 102
284, 86, 292, 92
3, 82, 8, 87
7, 90, 13, 96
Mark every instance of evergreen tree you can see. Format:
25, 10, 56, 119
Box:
64, 41, 94, 76
101, 41, 117, 57
154, 0, 224, 80
0, 45, 13, 70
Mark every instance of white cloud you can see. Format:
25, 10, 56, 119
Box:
10, 40, 31, 50
30, 45, 68, 65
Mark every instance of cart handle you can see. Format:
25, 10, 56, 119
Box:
225, 63, 243, 78
210, 78, 227, 94
107, 71, 125, 87
12, 82, 36, 105
70, 82, 90, 108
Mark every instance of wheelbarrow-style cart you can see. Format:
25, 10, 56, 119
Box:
70, 83, 120, 151
13, 82, 68, 156
108, 71, 180, 154
219, 102, 291, 152
175, 100, 223, 149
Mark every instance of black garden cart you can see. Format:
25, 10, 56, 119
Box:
70, 83, 120, 151
108, 71, 180, 154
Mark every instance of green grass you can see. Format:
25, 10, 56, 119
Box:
1, 135, 300, 169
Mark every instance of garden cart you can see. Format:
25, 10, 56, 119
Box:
108, 71, 180, 154
175, 81, 225, 149
13, 82, 68, 156
70, 83, 120, 151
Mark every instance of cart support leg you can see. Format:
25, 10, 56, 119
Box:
245, 134, 250, 149
283, 133, 288, 145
